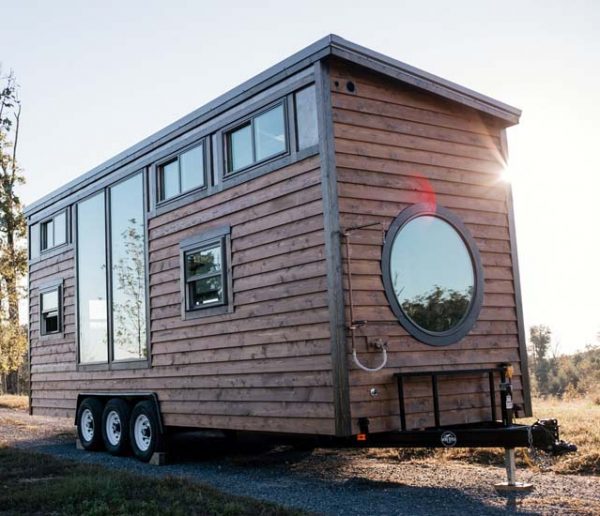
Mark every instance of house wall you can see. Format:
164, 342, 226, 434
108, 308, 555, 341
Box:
329, 60, 527, 433
29, 153, 337, 435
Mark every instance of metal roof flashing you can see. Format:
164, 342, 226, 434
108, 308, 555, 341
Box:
25, 34, 520, 218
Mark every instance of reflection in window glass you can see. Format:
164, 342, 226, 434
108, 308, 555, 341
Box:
77, 193, 108, 363
41, 289, 60, 335
110, 173, 147, 361
180, 145, 204, 192
254, 105, 285, 161
186, 246, 221, 277
229, 124, 253, 172
161, 160, 179, 201
42, 220, 54, 249
390, 216, 474, 333
295, 85, 318, 149
30, 223, 40, 260
185, 243, 224, 310
54, 212, 67, 246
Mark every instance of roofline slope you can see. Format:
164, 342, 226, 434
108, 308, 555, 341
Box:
25, 34, 520, 217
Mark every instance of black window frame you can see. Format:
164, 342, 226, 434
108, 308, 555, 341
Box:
381, 203, 485, 346
179, 225, 233, 320
39, 209, 69, 253
156, 140, 208, 204
223, 101, 289, 176
39, 280, 63, 337
75, 169, 150, 371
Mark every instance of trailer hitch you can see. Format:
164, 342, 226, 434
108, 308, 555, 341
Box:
531, 418, 577, 455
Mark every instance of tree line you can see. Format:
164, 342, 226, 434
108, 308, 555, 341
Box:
529, 324, 600, 400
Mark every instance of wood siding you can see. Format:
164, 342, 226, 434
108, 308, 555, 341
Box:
30, 154, 337, 435
330, 61, 525, 433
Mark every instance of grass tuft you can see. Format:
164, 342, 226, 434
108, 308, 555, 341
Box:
0, 395, 29, 410
0, 447, 303, 516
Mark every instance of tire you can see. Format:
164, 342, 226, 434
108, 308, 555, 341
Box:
101, 398, 131, 455
129, 400, 163, 462
76, 397, 104, 451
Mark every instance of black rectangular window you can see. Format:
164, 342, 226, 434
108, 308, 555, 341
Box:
226, 104, 286, 174
158, 143, 205, 202
180, 226, 231, 318
40, 285, 62, 336
40, 210, 67, 252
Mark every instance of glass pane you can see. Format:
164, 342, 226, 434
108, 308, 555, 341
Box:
30, 223, 40, 259
186, 246, 221, 277
180, 144, 204, 192
42, 290, 59, 312
229, 124, 253, 172
77, 192, 108, 363
254, 105, 286, 161
43, 312, 59, 334
54, 211, 67, 246
295, 85, 318, 149
390, 216, 474, 333
110, 173, 147, 361
161, 160, 179, 200
42, 220, 54, 249
189, 276, 223, 308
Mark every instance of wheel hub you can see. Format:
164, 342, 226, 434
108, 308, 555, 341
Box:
105, 411, 122, 446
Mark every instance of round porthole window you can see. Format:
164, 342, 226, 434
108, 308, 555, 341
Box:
382, 204, 484, 346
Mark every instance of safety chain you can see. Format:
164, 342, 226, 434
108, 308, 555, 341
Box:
526, 423, 553, 470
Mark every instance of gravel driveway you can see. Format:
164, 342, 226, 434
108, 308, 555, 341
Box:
1, 407, 598, 515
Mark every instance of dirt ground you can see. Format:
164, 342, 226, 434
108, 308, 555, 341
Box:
1, 406, 599, 515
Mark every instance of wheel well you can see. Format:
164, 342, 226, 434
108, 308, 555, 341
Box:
75, 392, 163, 433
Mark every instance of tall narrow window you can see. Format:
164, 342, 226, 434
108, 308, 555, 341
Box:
295, 85, 318, 149
29, 223, 40, 260
40, 286, 61, 336
110, 173, 147, 361
226, 104, 286, 173
158, 143, 205, 202
77, 192, 108, 364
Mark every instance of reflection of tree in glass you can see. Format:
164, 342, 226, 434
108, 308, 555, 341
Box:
401, 285, 472, 332
113, 218, 146, 358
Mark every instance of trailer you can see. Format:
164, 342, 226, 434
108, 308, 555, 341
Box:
26, 35, 572, 472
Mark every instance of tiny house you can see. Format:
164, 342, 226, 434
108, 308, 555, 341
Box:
27, 35, 549, 462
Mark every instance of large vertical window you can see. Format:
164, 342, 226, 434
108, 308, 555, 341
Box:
110, 173, 147, 361
77, 192, 108, 363
226, 104, 286, 174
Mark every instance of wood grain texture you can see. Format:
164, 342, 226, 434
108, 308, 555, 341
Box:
330, 61, 525, 432
30, 154, 336, 435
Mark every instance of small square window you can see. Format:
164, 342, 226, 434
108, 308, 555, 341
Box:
184, 243, 224, 310
40, 210, 68, 252
225, 104, 287, 174
158, 143, 205, 202
40, 286, 62, 336
179, 226, 232, 319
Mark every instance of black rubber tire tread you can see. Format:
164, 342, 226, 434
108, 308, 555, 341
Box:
129, 400, 163, 462
101, 398, 132, 456
76, 397, 104, 451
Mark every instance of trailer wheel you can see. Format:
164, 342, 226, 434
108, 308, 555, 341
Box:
101, 398, 131, 455
129, 400, 163, 462
76, 398, 104, 451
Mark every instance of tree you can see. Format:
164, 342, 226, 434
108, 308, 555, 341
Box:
529, 325, 553, 395
0, 68, 27, 394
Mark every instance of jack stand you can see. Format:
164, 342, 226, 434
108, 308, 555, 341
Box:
494, 448, 533, 493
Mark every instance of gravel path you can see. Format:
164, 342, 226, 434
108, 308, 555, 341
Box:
1, 408, 599, 515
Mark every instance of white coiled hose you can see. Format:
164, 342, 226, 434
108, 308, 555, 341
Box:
352, 347, 388, 372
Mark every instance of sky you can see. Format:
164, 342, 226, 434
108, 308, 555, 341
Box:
2, 0, 599, 353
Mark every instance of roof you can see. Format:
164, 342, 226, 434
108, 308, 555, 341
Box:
25, 34, 521, 217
